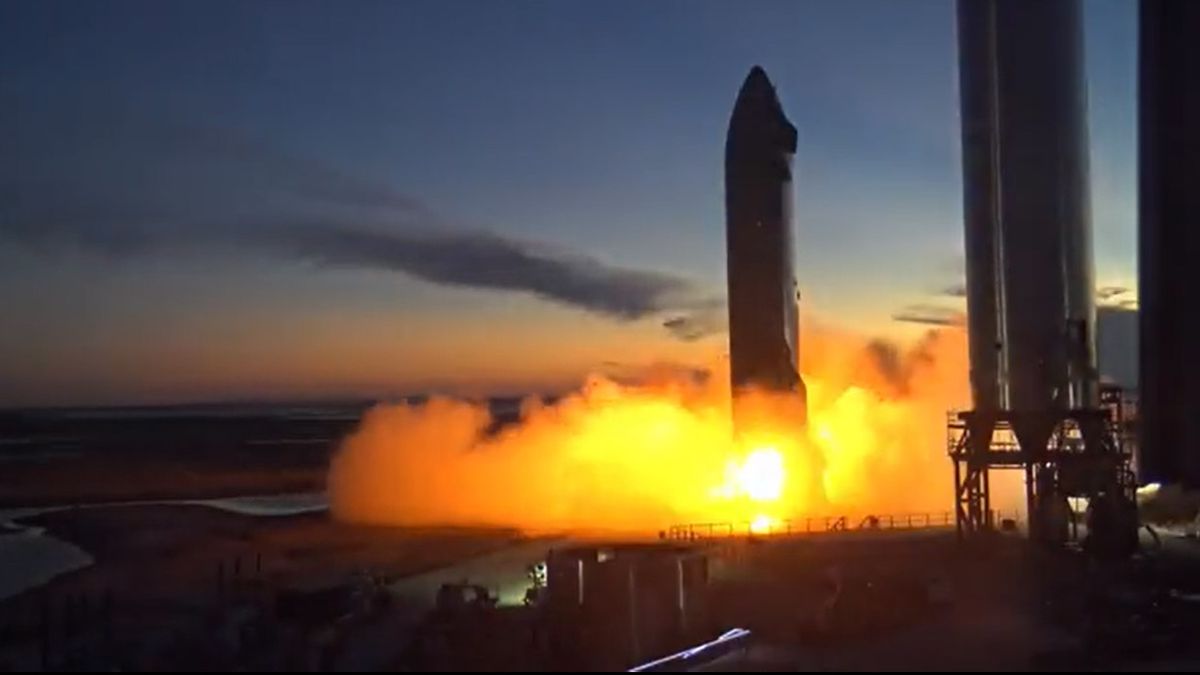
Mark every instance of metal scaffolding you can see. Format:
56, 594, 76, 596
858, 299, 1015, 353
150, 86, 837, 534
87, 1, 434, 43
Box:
948, 385, 1137, 554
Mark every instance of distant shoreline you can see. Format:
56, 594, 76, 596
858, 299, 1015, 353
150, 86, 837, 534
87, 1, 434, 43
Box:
0, 399, 529, 510
1, 500, 522, 613
0, 479, 326, 509
0, 406, 348, 508
0, 493, 329, 602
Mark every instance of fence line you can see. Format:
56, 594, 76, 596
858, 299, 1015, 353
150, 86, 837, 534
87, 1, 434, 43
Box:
664, 510, 1021, 541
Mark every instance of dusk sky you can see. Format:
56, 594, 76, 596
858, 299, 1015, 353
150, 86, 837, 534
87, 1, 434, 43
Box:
1, 0, 1137, 406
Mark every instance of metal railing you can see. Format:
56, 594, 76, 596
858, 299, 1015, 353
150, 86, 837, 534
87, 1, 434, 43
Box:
665, 511, 965, 541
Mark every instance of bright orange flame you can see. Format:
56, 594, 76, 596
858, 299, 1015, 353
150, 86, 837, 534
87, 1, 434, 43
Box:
749, 514, 774, 534
733, 447, 785, 502
327, 326, 1014, 533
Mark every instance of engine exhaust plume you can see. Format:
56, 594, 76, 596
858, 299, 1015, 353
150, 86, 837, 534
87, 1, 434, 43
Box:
329, 326, 1022, 534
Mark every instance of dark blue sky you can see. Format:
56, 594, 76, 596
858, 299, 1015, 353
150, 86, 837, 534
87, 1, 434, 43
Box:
0, 0, 1136, 405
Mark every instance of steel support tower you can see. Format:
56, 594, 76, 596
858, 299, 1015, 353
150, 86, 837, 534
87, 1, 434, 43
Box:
948, 385, 1137, 556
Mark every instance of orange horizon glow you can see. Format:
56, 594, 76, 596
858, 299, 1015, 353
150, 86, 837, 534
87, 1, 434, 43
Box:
0, 305, 723, 406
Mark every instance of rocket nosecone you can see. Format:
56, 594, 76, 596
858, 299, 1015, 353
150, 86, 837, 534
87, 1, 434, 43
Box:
724, 66, 807, 425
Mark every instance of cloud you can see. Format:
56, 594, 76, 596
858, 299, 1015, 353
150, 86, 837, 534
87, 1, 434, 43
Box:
2, 122, 716, 330
938, 282, 1133, 305
274, 224, 698, 320
661, 300, 727, 341
941, 282, 967, 298
596, 359, 711, 386
1096, 286, 1139, 309
1097, 286, 1138, 310
1097, 285, 1130, 301
891, 304, 965, 326
865, 339, 905, 387
1, 212, 706, 323
863, 331, 943, 395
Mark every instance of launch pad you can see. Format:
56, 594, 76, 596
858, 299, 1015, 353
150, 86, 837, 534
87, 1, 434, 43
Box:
948, 385, 1138, 556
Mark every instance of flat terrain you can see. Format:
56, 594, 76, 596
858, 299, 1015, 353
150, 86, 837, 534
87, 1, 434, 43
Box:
0, 504, 527, 670
18, 505, 521, 597
0, 410, 354, 506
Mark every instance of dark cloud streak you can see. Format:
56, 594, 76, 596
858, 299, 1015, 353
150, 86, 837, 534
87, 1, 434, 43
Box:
275, 224, 696, 320
3, 120, 717, 330
1097, 285, 1130, 300
661, 299, 727, 341
0, 211, 706, 322
941, 282, 967, 298
891, 304, 965, 326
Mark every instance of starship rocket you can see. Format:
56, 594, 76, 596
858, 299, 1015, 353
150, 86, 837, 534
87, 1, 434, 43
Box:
725, 66, 807, 424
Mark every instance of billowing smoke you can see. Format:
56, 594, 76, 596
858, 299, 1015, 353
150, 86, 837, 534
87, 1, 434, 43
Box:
328, 325, 1020, 534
